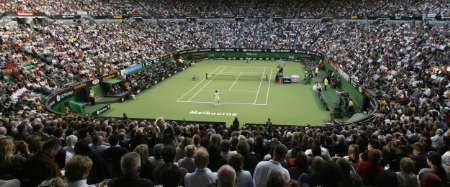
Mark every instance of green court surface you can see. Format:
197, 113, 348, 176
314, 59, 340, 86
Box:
101, 60, 330, 126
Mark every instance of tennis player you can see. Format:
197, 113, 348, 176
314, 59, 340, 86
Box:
213, 90, 220, 105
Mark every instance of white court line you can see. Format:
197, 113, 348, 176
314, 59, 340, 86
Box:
176, 65, 222, 101
253, 67, 266, 104
187, 66, 227, 101
264, 68, 273, 105
228, 72, 242, 91
227, 89, 256, 93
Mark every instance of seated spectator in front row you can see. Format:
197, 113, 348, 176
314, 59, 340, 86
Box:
108, 152, 153, 187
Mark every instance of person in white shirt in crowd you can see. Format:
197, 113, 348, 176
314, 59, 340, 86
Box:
184, 147, 217, 187
253, 144, 290, 187
431, 129, 444, 150
89, 135, 110, 153
63, 135, 78, 163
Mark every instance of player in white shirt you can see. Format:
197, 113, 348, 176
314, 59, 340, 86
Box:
213, 90, 220, 105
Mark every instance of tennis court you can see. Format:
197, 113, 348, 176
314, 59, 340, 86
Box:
101, 60, 330, 126
177, 65, 272, 105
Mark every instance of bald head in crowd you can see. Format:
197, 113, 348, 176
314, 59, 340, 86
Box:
0, 126, 7, 137
217, 165, 236, 187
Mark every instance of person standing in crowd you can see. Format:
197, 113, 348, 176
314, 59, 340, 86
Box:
102, 134, 128, 177
254, 144, 290, 187
231, 117, 240, 132
108, 152, 153, 187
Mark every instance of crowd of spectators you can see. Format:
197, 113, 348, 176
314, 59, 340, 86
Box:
0, 8, 449, 187
0, 0, 449, 18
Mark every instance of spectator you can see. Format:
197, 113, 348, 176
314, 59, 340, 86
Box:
25, 138, 62, 186
0, 138, 25, 180
74, 141, 111, 184
208, 134, 225, 172
420, 172, 443, 187
63, 135, 78, 163
156, 145, 186, 186
356, 149, 383, 186
288, 151, 309, 180
38, 177, 68, 187
133, 144, 154, 180
298, 156, 322, 186
231, 117, 239, 132
217, 165, 237, 187
184, 147, 217, 187
228, 153, 254, 187
266, 171, 287, 187
419, 151, 448, 185
237, 139, 258, 174
102, 134, 128, 177
178, 144, 196, 173
254, 144, 290, 187
90, 135, 109, 153
396, 157, 418, 187
374, 171, 398, 187
411, 143, 428, 172
108, 152, 153, 187
65, 155, 93, 187
149, 144, 165, 179
335, 158, 363, 187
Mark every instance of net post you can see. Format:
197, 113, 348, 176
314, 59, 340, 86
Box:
206, 73, 208, 80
